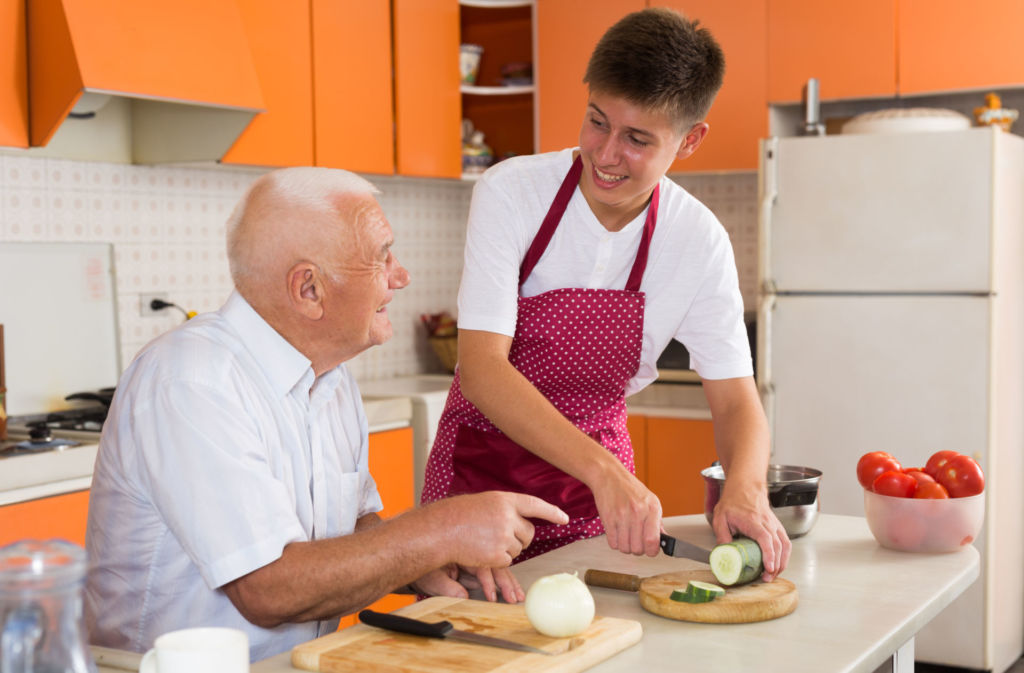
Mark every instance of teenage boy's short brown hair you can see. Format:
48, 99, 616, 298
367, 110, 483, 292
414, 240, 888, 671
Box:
583, 7, 725, 129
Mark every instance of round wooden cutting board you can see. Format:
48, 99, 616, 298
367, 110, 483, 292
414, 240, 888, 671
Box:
638, 569, 797, 624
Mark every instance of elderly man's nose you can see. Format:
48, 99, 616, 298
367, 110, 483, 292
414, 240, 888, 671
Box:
391, 261, 410, 289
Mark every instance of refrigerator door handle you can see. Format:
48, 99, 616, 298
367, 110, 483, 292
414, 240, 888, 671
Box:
759, 137, 779, 296
757, 293, 776, 456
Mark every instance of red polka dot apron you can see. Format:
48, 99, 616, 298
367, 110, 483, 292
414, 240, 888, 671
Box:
421, 155, 658, 562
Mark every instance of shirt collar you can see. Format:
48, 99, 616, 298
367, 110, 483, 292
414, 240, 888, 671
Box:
219, 291, 319, 400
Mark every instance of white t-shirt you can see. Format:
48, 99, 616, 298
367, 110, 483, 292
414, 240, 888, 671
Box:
85, 291, 383, 662
458, 148, 752, 395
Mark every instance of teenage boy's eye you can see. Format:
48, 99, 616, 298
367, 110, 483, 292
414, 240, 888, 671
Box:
629, 135, 649, 147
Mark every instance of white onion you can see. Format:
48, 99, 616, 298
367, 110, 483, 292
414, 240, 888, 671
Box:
524, 571, 595, 637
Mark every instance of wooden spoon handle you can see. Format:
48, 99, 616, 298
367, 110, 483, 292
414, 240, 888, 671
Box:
584, 569, 642, 592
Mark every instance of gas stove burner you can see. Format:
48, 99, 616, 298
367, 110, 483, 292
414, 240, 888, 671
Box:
28, 425, 54, 444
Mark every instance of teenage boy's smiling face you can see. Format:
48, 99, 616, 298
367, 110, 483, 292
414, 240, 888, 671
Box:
577, 91, 698, 230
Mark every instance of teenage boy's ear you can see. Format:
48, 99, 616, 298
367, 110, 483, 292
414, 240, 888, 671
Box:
676, 122, 709, 160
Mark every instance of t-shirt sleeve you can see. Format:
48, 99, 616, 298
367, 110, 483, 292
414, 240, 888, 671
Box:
132, 378, 308, 590
456, 171, 528, 337
677, 226, 753, 380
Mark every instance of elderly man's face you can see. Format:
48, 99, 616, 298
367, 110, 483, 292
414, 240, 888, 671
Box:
326, 194, 410, 355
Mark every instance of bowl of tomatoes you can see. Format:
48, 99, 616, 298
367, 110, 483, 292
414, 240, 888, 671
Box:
858, 450, 985, 553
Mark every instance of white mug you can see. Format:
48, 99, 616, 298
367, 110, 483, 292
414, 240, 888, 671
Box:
139, 627, 249, 673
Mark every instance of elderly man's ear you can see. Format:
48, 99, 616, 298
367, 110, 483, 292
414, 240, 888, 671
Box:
289, 263, 325, 320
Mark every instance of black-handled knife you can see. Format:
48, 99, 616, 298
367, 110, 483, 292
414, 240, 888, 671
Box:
358, 610, 553, 656
659, 532, 711, 564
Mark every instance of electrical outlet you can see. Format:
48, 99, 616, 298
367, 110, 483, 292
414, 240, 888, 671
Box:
140, 292, 169, 317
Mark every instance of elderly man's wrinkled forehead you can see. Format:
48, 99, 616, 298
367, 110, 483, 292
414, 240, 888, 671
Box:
325, 190, 389, 258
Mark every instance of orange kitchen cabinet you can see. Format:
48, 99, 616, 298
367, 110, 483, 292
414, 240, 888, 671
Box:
368, 427, 415, 519
1, 0, 28, 148
221, 0, 314, 167
335, 426, 417, 629
536, 0, 644, 153
898, 0, 1024, 95
634, 416, 716, 517
0, 490, 90, 547
652, 0, 768, 172
393, 0, 462, 178
313, 0, 395, 175
626, 413, 647, 483
767, 0, 897, 103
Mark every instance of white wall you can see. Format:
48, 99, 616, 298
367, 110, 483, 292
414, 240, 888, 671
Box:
0, 154, 757, 383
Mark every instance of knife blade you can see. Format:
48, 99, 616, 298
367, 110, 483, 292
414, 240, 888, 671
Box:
358, 609, 553, 656
659, 532, 711, 564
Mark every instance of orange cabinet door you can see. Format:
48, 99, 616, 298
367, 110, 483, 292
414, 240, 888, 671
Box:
535, 0, 645, 153
626, 414, 647, 484
393, 0, 461, 178
653, 0, 767, 172
368, 427, 415, 518
767, 0, 897, 103
899, 0, 1024, 94
0, 490, 91, 547
313, 0, 395, 175
0, 0, 28, 148
220, 0, 314, 167
644, 417, 717, 516
337, 427, 416, 630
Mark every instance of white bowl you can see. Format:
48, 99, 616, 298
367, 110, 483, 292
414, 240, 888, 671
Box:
864, 489, 984, 553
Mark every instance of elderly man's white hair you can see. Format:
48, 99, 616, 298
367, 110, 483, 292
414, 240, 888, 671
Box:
225, 167, 379, 290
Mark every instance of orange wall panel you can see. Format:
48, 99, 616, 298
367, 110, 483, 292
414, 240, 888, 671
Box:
222, 0, 314, 167
645, 418, 717, 516
899, 0, 1024, 94
767, 0, 897, 103
0, 490, 90, 547
393, 0, 461, 178
536, 0, 644, 153
1, 0, 28, 148
313, 0, 395, 175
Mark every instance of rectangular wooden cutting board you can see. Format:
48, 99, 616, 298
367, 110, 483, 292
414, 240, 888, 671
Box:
292, 596, 642, 673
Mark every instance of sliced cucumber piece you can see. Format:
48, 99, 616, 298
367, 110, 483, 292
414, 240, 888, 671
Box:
687, 580, 725, 599
709, 537, 764, 586
668, 580, 726, 603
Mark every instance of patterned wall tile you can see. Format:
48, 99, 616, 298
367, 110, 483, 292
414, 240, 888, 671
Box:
0, 155, 759, 384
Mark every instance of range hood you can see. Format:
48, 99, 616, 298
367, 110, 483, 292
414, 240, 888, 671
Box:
28, 0, 265, 163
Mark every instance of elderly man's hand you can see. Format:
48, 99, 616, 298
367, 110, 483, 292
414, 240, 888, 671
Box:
431, 491, 568, 568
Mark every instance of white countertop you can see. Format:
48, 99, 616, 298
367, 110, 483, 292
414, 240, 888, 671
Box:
224, 513, 978, 673
0, 396, 414, 506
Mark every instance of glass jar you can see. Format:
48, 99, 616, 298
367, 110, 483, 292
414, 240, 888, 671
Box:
0, 539, 97, 673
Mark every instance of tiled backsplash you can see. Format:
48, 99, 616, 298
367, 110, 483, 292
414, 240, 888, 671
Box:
0, 154, 756, 382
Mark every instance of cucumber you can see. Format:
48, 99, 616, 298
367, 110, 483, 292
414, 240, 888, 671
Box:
709, 537, 763, 586
669, 580, 726, 603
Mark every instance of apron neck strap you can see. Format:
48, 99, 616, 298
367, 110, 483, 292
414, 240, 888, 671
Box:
518, 155, 659, 291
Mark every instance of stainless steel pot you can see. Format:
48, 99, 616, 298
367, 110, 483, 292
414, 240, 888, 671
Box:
701, 464, 823, 538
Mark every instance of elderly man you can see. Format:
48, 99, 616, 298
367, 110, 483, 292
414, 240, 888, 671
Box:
84, 167, 567, 661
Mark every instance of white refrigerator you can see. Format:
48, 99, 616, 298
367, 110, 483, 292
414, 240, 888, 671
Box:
757, 127, 1024, 672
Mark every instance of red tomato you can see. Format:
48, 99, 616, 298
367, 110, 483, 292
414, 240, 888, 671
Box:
935, 454, 985, 497
872, 470, 918, 498
857, 451, 902, 490
913, 481, 950, 499
904, 469, 936, 487
924, 450, 961, 479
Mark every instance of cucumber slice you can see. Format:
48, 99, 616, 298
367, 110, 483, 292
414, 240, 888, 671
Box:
669, 580, 726, 603
709, 537, 764, 586
687, 580, 725, 599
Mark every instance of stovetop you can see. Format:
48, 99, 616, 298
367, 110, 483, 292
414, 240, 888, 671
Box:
2, 389, 112, 457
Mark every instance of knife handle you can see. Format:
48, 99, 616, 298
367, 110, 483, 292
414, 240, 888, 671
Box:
358, 610, 454, 638
583, 569, 641, 592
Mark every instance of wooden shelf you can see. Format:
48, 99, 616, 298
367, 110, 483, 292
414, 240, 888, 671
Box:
461, 83, 533, 95
459, 0, 533, 8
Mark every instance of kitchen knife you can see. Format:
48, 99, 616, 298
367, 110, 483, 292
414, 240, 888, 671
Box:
658, 532, 711, 564
357, 609, 553, 656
